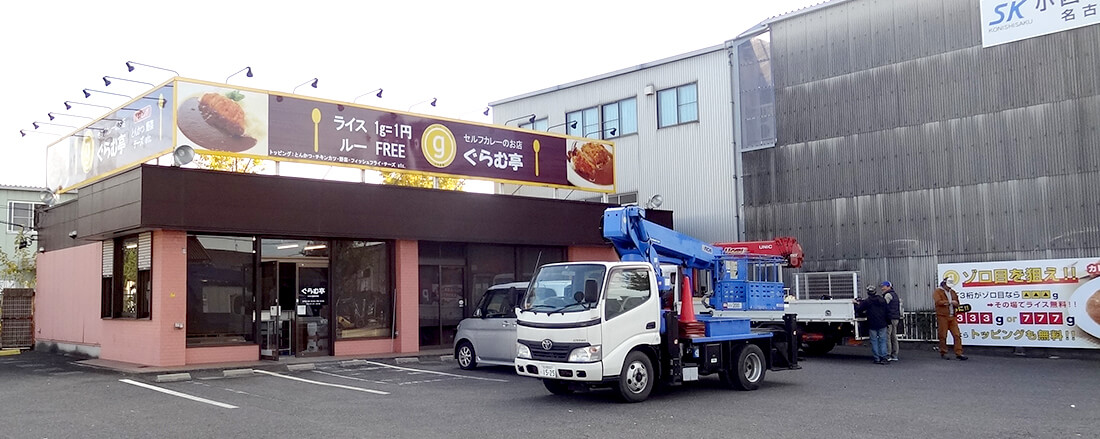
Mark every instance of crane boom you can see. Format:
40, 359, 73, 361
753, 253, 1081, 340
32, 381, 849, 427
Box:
602, 206, 719, 292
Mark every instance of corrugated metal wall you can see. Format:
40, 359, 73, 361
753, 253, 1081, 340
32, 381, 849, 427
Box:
744, 0, 1100, 311
493, 49, 743, 243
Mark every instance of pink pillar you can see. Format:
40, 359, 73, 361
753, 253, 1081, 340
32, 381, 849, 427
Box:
394, 239, 419, 353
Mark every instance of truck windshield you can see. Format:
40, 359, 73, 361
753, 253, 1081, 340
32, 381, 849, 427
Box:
520, 264, 605, 313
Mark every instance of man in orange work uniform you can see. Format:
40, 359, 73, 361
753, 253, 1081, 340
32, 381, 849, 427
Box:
933, 278, 968, 360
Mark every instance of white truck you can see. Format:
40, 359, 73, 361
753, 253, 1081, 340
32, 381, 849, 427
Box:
513, 206, 800, 402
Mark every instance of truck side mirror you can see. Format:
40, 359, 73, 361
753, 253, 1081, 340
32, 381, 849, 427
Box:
584, 279, 599, 302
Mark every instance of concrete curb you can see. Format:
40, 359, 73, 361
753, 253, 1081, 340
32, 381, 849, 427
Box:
223, 368, 254, 378
394, 357, 419, 364
287, 363, 315, 371
155, 373, 192, 383
0, 349, 22, 357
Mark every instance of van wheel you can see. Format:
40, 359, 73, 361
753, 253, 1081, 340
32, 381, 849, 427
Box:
543, 379, 574, 395
720, 344, 765, 391
456, 341, 476, 370
617, 351, 654, 403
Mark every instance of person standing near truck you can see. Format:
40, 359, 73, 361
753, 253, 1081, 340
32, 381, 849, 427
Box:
881, 281, 902, 361
933, 278, 968, 361
855, 285, 890, 365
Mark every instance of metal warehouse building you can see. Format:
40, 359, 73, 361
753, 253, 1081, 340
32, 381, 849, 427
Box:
490, 0, 1100, 312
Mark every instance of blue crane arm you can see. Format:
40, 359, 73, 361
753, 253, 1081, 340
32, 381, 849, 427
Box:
602, 206, 719, 291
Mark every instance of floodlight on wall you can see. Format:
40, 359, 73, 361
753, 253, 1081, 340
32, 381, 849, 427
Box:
48, 112, 92, 121
505, 114, 536, 126
645, 194, 663, 209
126, 61, 179, 76
173, 145, 195, 166
64, 101, 112, 110
482, 107, 490, 116
292, 78, 319, 94
84, 88, 131, 99
353, 88, 383, 102
546, 120, 578, 131
68, 230, 78, 239
225, 66, 253, 83
40, 191, 57, 206
407, 98, 437, 111
103, 76, 153, 87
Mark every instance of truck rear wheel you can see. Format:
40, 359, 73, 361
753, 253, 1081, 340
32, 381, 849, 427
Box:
617, 351, 654, 403
720, 344, 765, 391
542, 379, 574, 395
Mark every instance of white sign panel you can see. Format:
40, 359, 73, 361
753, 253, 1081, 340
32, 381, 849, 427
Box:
938, 257, 1100, 349
980, 0, 1100, 48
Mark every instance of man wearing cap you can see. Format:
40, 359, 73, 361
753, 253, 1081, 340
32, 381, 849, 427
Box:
881, 281, 902, 361
934, 278, 968, 360
855, 285, 890, 364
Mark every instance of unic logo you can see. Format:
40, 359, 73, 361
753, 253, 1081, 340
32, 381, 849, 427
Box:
989, 0, 1026, 25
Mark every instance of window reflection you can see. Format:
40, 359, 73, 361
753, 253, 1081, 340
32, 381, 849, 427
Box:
333, 240, 393, 339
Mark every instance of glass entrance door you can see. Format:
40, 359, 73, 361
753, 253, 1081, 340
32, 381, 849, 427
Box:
296, 264, 331, 357
418, 265, 465, 348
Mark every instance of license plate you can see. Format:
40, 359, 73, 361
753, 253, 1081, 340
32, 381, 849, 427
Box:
540, 367, 557, 378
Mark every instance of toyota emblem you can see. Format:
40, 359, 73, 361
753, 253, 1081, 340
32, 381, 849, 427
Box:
541, 339, 553, 350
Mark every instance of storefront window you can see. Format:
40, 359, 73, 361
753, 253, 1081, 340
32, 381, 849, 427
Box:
333, 240, 393, 339
186, 235, 256, 346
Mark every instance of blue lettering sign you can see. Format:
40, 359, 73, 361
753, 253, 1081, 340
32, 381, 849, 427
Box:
989, 0, 1027, 25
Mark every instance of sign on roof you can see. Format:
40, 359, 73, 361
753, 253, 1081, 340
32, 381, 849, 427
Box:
46, 78, 615, 194
980, 0, 1099, 48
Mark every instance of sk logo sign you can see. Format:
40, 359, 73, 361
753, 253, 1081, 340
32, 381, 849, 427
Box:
989, 0, 1026, 25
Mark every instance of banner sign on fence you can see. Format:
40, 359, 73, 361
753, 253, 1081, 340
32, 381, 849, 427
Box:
938, 257, 1100, 349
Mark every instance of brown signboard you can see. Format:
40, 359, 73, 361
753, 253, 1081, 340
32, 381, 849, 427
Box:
174, 79, 615, 193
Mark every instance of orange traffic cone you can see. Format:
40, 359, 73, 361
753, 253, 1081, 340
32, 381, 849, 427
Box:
679, 275, 697, 323
678, 274, 705, 338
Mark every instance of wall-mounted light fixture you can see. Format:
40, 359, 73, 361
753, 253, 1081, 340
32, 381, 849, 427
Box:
84, 88, 131, 99
225, 66, 253, 83
292, 78, 319, 94
103, 76, 153, 87
32, 121, 106, 133
48, 112, 92, 121
353, 88, 383, 103
505, 114, 536, 126
482, 107, 490, 116
64, 101, 111, 110
126, 61, 179, 76
546, 120, 578, 131
407, 98, 437, 111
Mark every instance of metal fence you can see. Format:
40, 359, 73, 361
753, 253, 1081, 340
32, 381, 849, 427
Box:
900, 311, 937, 342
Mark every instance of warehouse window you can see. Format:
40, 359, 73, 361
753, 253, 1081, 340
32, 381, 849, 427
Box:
101, 233, 152, 319
519, 118, 548, 131
6, 201, 41, 233
566, 107, 601, 139
601, 97, 637, 138
657, 83, 698, 128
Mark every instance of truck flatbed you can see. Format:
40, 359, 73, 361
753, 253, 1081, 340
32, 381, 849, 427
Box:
685, 331, 773, 344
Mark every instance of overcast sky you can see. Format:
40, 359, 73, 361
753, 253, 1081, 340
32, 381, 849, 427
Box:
0, 0, 822, 188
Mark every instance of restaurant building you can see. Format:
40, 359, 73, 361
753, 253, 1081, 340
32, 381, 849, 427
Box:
32, 79, 667, 366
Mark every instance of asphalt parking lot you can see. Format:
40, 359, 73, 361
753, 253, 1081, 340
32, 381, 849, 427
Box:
0, 345, 1097, 439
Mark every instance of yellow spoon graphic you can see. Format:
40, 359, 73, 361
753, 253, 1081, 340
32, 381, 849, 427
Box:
311, 108, 321, 152
533, 139, 540, 176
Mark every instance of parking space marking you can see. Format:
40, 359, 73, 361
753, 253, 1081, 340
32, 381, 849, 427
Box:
357, 360, 509, 382
254, 370, 390, 395
119, 379, 238, 409
312, 370, 388, 385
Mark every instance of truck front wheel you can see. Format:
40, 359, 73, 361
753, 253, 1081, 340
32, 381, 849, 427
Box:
617, 351, 654, 403
721, 344, 765, 391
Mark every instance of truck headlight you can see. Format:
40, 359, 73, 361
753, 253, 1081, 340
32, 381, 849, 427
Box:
516, 343, 531, 359
568, 345, 601, 362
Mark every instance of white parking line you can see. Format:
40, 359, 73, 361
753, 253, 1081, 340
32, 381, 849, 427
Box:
254, 370, 390, 395
357, 360, 509, 382
119, 379, 238, 409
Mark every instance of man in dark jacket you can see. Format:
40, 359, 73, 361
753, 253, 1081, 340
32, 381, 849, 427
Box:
881, 281, 902, 361
855, 285, 890, 364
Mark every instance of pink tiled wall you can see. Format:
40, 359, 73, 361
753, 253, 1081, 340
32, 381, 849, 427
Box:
98, 230, 190, 367
34, 242, 103, 347
186, 344, 259, 365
